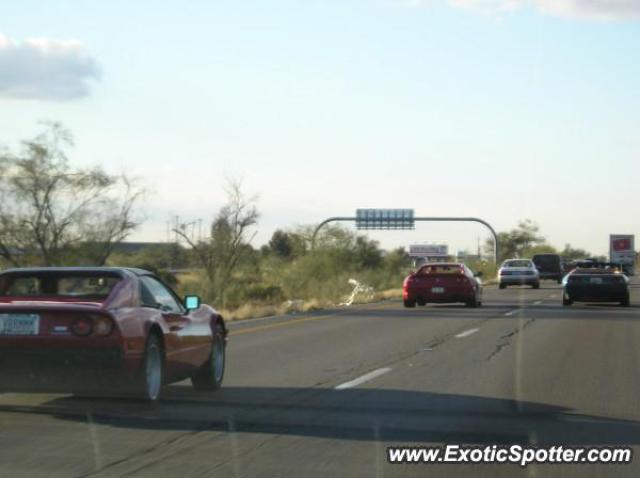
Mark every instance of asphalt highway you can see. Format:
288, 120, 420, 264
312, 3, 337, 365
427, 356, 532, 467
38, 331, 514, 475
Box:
1, 280, 639, 477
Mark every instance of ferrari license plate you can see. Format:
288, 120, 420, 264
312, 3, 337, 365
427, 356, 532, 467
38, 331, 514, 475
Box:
431, 287, 445, 294
0, 314, 40, 336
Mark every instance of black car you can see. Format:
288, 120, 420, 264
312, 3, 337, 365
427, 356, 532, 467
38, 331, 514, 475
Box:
562, 268, 629, 306
532, 253, 563, 283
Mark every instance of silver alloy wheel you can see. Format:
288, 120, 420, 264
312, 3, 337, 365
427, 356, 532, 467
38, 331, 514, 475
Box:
146, 342, 162, 401
213, 333, 225, 383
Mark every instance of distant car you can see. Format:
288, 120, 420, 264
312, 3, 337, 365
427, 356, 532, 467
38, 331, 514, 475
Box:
498, 259, 540, 289
562, 259, 590, 275
532, 254, 563, 283
403, 263, 483, 308
622, 264, 635, 276
565, 260, 622, 274
562, 267, 629, 307
0, 267, 227, 401
560, 258, 574, 275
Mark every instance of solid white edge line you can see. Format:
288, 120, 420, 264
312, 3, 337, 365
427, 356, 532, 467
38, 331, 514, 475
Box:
335, 367, 392, 390
455, 328, 479, 338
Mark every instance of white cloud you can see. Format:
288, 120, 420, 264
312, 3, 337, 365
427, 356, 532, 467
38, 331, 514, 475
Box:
449, 0, 522, 14
403, 0, 640, 20
535, 0, 640, 20
0, 34, 100, 101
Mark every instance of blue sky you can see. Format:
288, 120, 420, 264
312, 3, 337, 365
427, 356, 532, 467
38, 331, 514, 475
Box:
1, 0, 639, 255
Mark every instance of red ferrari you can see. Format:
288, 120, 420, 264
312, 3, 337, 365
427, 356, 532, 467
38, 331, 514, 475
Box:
0, 267, 227, 401
403, 262, 483, 308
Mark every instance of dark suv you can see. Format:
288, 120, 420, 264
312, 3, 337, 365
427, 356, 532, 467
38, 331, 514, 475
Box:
532, 254, 563, 283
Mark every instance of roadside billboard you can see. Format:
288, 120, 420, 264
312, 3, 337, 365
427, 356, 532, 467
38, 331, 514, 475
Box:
409, 244, 448, 258
609, 234, 635, 275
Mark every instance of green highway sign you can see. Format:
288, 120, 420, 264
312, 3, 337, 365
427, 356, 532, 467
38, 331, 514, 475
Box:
355, 209, 415, 230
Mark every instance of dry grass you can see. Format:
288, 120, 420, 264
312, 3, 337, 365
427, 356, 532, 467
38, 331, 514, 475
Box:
176, 267, 484, 322
220, 303, 287, 321
174, 270, 200, 283
299, 298, 327, 312
220, 289, 401, 322
373, 288, 403, 301
220, 299, 331, 322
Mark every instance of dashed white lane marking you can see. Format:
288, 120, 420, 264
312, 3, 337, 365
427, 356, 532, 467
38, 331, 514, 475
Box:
534, 301, 542, 305
550, 294, 557, 298
335, 368, 392, 390
504, 309, 518, 316
455, 328, 479, 338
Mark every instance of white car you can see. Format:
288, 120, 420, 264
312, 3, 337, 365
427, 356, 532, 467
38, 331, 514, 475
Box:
498, 259, 540, 289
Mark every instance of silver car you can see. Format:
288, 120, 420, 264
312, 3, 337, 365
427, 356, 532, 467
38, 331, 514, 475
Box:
498, 259, 540, 289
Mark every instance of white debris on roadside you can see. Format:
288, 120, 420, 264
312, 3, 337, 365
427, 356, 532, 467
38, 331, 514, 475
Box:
283, 299, 304, 313
339, 278, 374, 306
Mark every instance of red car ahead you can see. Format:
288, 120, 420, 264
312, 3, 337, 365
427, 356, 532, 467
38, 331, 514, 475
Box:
0, 267, 227, 401
403, 262, 483, 308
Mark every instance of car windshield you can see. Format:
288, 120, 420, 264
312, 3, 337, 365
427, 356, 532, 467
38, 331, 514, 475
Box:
0, 273, 121, 299
504, 260, 532, 268
420, 264, 463, 274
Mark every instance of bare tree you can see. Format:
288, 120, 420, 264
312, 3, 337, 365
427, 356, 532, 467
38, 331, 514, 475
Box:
175, 179, 259, 307
0, 122, 144, 266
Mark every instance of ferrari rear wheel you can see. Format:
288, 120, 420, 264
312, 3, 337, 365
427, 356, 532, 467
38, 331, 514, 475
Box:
140, 334, 163, 401
403, 299, 416, 308
621, 295, 630, 307
465, 294, 480, 308
191, 323, 226, 391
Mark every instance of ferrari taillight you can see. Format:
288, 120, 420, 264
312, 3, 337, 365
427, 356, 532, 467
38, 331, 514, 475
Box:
71, 317, 93, 336
70, 315, 114, 337
93, 316, 114, 336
